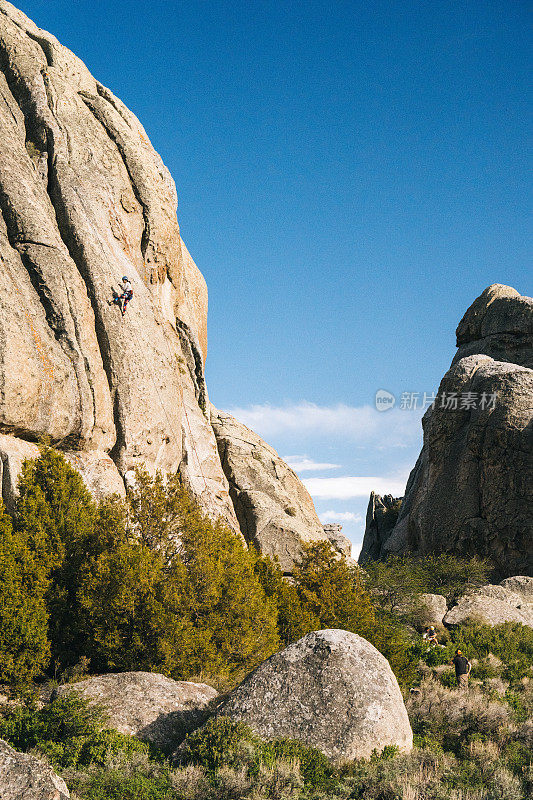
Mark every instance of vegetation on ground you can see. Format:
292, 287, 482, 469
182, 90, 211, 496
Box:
0, 446, 530, 798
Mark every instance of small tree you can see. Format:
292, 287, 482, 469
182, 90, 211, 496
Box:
293, 542, 416, 685
253, 552, 320, 645
364, 553, 491, 612
363, 555, 426, 615
293, 542, 377, 635
0, 502, 50, 686
83, 469, 280, 680
173, 487, 280, 679
15, 446, 101, 671
79, 539, 196, 675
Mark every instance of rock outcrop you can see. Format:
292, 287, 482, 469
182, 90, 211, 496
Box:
0, 738, 69, 799
211, 406, 332, 572
500, 576, 533, 603
454, 284, 533, 369
443, 578, 533, 628
57, 671, 217, 750
0, 1, 333, 566
323, 523, 352, 558
359, 493, 402, 564
0, 0, 239, 530
444, 594, 533, 628
360, 285, 532, 578
217, 629, 413, 762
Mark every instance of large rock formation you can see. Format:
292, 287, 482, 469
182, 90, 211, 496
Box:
0, 0, 237, 529
0, 738, 69, 799
359, 493, 402, 564
57, 671, 217, 751
0, 1, 331, 569
216, 629, 413, 762
360, 285, 532, 578
211, 406, 332, 572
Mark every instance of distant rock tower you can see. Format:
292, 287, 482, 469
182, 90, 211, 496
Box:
322, 524, 352, 558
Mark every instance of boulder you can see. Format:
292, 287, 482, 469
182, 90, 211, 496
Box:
454, 284, 533, 369
211, 406, 331, 572
57, 671, 217, 750
217, 629, 413, 762
415, 594, 448, 628
474, 584, 524, 608
500, 576, 533, 604
0, 738, 69, 799
444, 595, 533, 628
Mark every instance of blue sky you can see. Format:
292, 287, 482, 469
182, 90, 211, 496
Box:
18, 1, 531, 553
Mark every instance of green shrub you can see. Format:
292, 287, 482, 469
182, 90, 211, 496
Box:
0, 694, 105, 768
179, 716, 334, 790
177, 715, 259, 773
451, 623, 533, 683
262, 738, 334, 789
77, 729, 150, 768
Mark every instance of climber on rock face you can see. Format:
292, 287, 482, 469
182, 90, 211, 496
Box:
109, 276, 133, 316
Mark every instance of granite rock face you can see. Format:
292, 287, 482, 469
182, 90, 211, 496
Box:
454, 284, 533, 369
499, 576, 533, 604
211, 406, 332, 572
0, 0, 240, 531
323, 524, 352, 558
360, 285, 533, 578
0, 2, 332, 561
218, 629, 413, 762
0, 738, 69, 799
57, 671, 217, 750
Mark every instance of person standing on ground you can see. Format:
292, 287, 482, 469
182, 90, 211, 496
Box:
452, 649, 471, 688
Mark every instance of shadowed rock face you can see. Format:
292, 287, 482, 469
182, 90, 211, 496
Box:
359, 492, 402, 564
0, 739, 69, 799
217, 629, 413, 762
360, 285, 533, 578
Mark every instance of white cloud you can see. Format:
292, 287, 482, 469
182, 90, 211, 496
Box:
304, 474, 408, 499
225, 402, 422, 448
284, 455, 341, 472
320, 510, 364, 523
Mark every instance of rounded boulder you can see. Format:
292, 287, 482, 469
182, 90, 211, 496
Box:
219, 629, 412, 762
